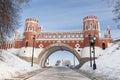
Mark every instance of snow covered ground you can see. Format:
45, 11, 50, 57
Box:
0, 49, 40, 79
7, 47, 43, 57
81, 47, 104, 58
0, 41, 119, 79
80, 41, 120, 80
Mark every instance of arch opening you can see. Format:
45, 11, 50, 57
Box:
102, 43, 106, 50
45, 50, 79, 67
25, 41, 28, 48
38, 43, 81, 68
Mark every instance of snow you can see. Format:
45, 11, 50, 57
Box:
80, 42, 120, 80
0, 49, 40, 79
81, 47, 104, 58
18, 47, 43, 57
7, 47, 43, 57
7, 48, 19, 55
0, 41, 119, 79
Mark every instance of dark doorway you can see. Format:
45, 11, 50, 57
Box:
25, 41, 28, 48
102, 43, 105, 50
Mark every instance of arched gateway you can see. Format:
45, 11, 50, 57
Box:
10, 15, 113, 67
38, 43, 81, 67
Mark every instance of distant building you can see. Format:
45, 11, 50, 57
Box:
0, 16, 113, 50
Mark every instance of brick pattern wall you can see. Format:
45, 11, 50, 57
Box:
0, 16, 113, 49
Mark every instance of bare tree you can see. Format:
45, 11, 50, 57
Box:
0, 0, 30, 42
103, 0, 120, 29
112, 0, 120, 29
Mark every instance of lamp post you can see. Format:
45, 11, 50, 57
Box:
88, 34, 92, 67
93, 36, 96, 70
90, 36, 96, 70
31, 35, 35, 67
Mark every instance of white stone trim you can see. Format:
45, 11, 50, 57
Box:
39, 44, 44, 48
75, 43, 80, 48
83, 19, 98, 22
41, 30, 83, 33
36, 38, 84, 40
26, 21, 38, 24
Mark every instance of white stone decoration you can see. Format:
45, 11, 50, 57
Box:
57, 40, 61, 43
39, 44, 44, 48
80, 34, 83, 38
75, 43, 80, 48
74, 43, 81, 56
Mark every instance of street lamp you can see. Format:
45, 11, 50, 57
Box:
88, 34, 92, 67
31, 35, 35, 67
90, 36, 96, 70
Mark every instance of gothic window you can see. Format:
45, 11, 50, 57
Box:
37, 35, 39, 38
53, 35, 55, 38
58, 35, 61, 38
90, 23, 92, 30
76, 34, 79, 38
28, 26, 30, 31
94, 23, 97, 30
45, 35, 47, 38
49, 35, 51, 38
33, 27, 34, 31
72, 35, 74, 38
68, 35, 70, 38
80, 34, 83, 38
85, 22, 88, 30
64, 35, 66, 38
86, 25, 88, 30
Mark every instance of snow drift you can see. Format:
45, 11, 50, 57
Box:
0, 50, 40, 79
80, 42, 120, 80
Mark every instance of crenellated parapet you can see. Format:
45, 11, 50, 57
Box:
83, 16, 98, 21
26, 18, 39, 23
25, 18, 39, 32
0, 15, 113, 50
83, 16, 100, 31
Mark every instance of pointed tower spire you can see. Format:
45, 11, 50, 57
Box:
107, 25, 111, 38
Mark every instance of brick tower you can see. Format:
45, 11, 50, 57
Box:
23, 18, 39, 47
83, 16, 101, 47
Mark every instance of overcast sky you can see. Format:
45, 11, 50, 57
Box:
19, 0, 119, 65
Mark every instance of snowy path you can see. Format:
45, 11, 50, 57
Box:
27, 67, 91, 80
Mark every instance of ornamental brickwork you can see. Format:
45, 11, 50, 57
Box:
0, 16, 113, 50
